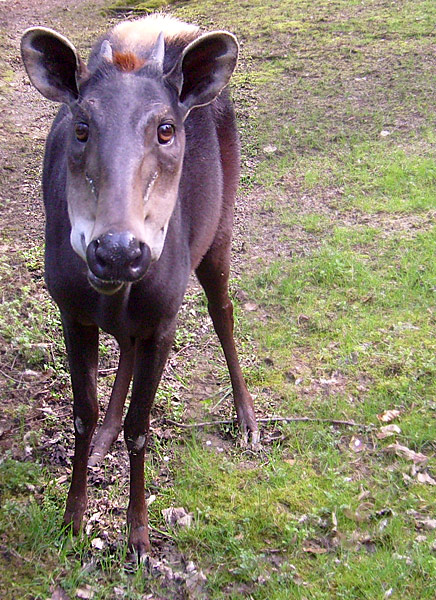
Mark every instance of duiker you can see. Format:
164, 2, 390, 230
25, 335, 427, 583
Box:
21, 14, 258, 556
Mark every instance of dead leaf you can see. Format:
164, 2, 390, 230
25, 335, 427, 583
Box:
54, 475, 69, 485
91, 537, 104, 550
393, 552, 412, 565
343, 503, 372, 523
378, 518, 389, 533
376, 424, 401, 439
416, 472, 436, 486
302, 542, 328, 555
349, 436, 366, 452
50, 586, 70, 600
85, 511, 102, 535
377, 409, 401, 423
357, 489, 371, 501
243, 302, 258, 312
374, 507, 394, 519
385, 443, 428, 464
416, 518, 436, 531
297, 314, 310, 325
177, 514, 193, 528
263, 144, 277, 154
22, 369, 40, 380
331, 511, 338, 532
76, 586, 94, 599
185, 569, 207, 593
162, 506, 193, 528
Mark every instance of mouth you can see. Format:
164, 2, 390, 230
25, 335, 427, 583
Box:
87, 270, 125, 295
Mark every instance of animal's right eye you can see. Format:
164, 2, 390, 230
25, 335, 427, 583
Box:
157, 123, 175, 145
75, 122, 89, 142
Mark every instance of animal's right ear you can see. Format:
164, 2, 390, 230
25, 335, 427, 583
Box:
21, 27, 88, 104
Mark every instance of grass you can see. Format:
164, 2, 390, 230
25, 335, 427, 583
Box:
1, 0, 436, 598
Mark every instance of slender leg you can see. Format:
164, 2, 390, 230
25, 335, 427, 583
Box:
196, 252, 259, 446
195, 97, 258, 445
61, 314, 99, 533
88, 345, 135, 467
123, 323, 176, 558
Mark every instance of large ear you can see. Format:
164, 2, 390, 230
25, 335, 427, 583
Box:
166, 31, 238, 117
21, 27, 88, 104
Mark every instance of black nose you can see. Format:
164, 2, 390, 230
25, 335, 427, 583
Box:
86, 232, 151, 283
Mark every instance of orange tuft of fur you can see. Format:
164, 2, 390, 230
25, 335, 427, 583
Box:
113, 51, 145, 72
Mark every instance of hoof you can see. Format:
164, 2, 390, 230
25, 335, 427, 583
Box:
89, 426, 121, 466
240, 427, 261, 450
237, 406, 261, 450
129, 525, 151, 560
63, 506, 85, 535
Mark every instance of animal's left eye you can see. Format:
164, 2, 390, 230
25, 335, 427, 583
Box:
157, 123, 175, 144
75, 122, 89, 142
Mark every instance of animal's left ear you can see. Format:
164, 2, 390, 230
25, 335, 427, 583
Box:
166, 31, 238, 117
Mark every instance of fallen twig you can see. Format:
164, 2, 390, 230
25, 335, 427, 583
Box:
0, 368, 22, 384
98, 367, 118, 375
163, 415, 365, 429
0, 544, 32, 563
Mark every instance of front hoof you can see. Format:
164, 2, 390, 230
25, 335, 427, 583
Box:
63, 506, 85, 535
129, 525, 151, 560
248, 428, 261, 449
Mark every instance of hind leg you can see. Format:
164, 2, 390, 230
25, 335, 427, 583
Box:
89, 345, 134, 467
195, 97, 258, 443
196, 245, 259, 446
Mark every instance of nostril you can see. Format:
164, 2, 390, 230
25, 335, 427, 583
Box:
86, 239, 106, 280
95, 253, 106, 270
131, 253, 143, 269
93, 240, 107, 269
86, 234, 151, 283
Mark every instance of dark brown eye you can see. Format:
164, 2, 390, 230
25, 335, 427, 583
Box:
157, 123, 175, 144
75, 122, 89, 142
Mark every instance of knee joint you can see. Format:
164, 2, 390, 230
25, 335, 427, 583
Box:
125, 433, 147, 455
74, 413, 97, 438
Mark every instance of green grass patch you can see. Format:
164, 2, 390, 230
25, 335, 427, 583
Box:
170, 437, 436, 599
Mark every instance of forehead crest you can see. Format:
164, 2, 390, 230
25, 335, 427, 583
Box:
103, 16, 199, 75
111, 15, 199, 51
112, 51, 145, 72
